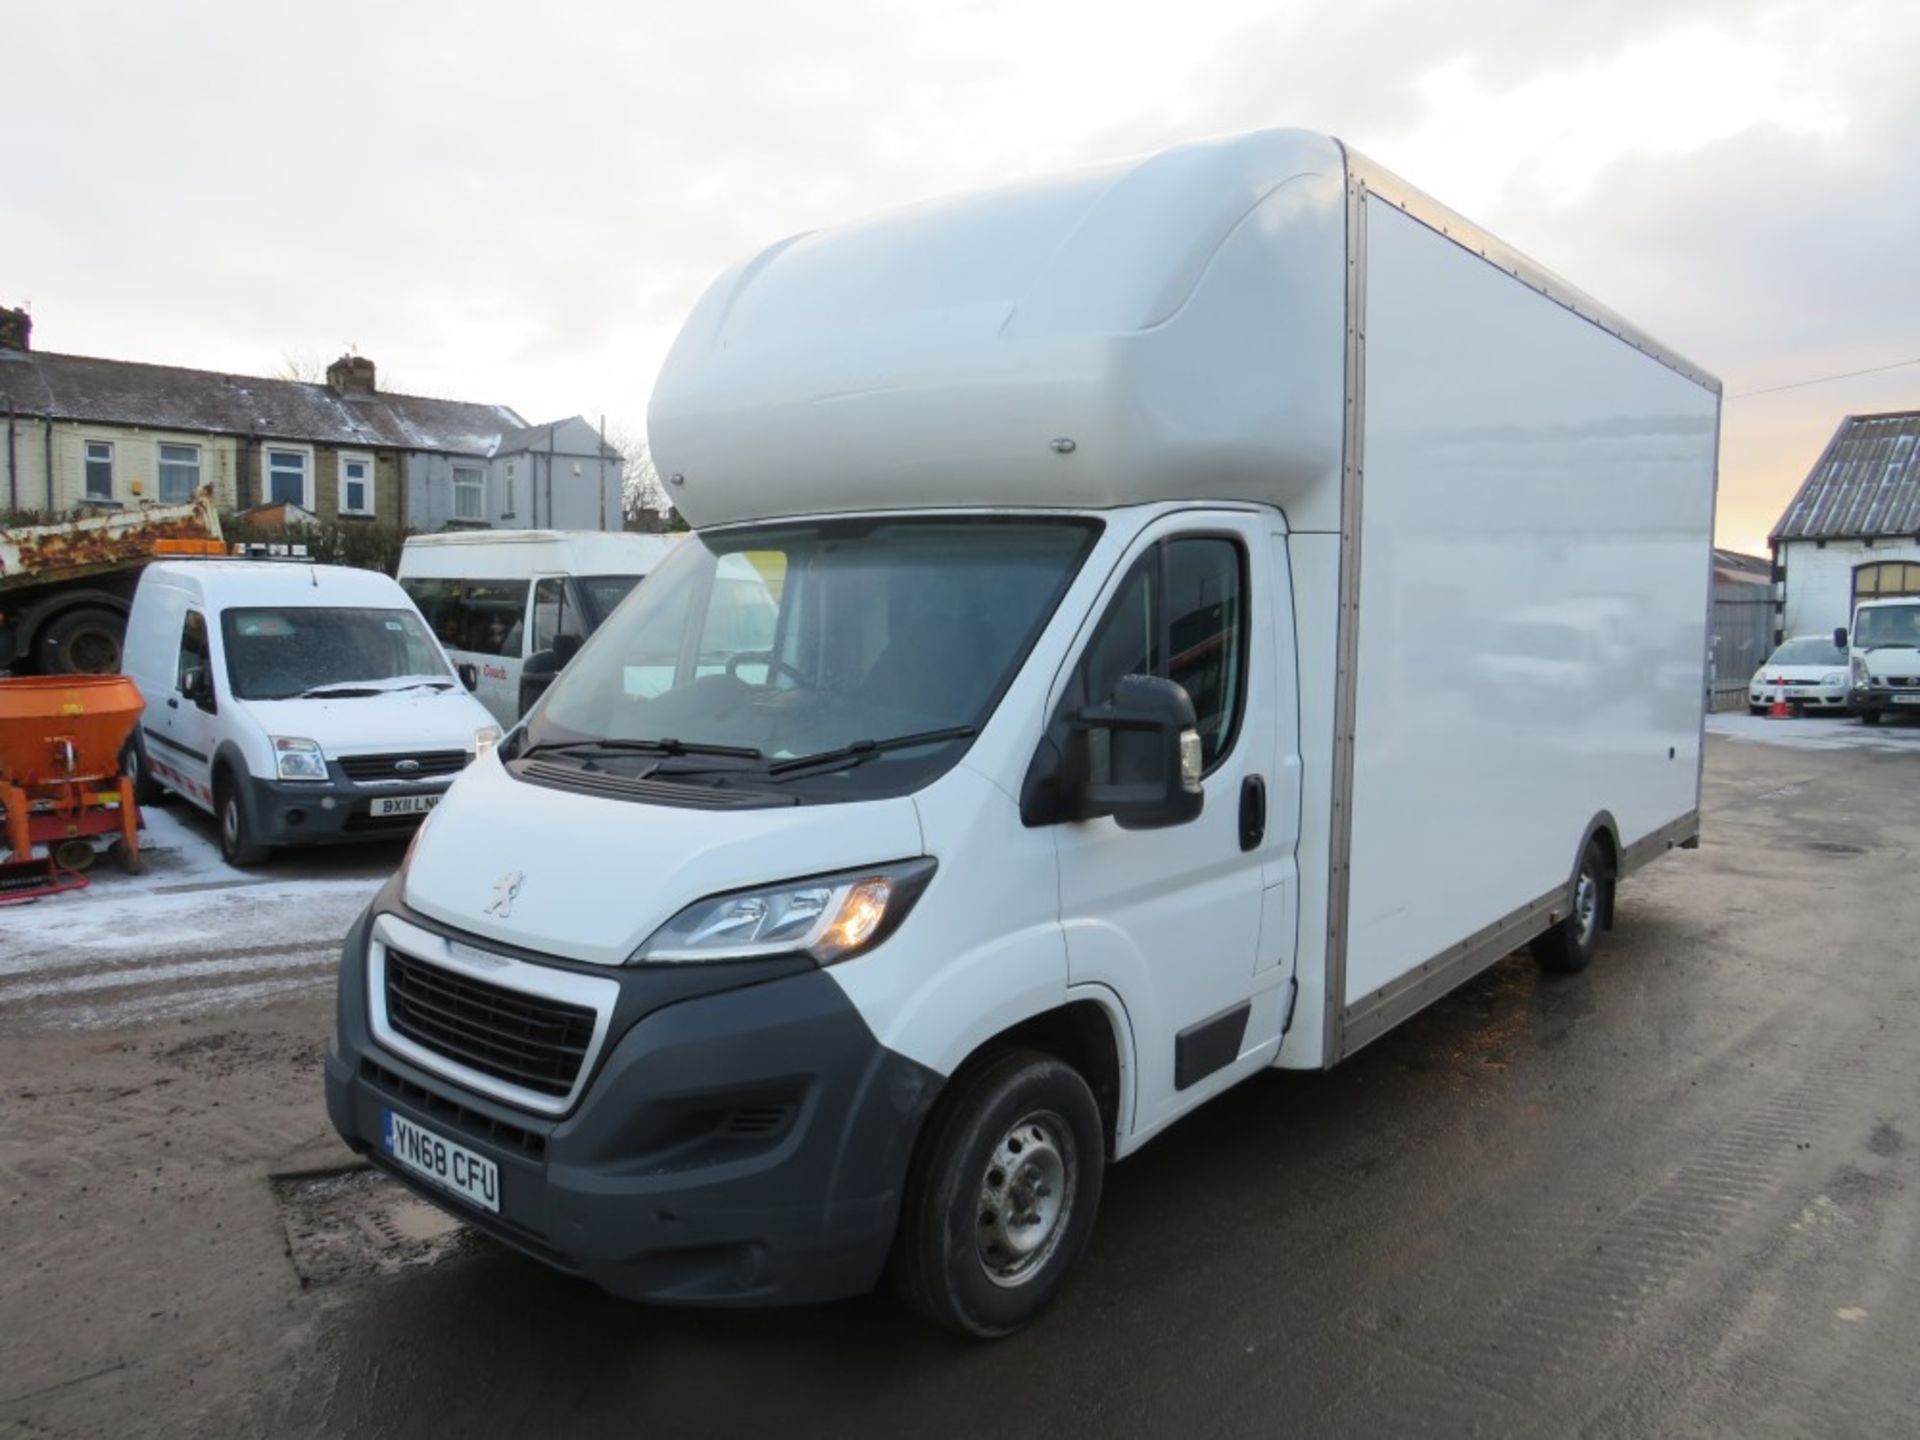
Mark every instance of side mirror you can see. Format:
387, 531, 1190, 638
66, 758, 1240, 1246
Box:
517, 647, 562, 719
553, 632, 583, 666
1075, 674, 1205, 830
1833, 626, 1849, 651
181, 666, 214, 710
457, 662, 479, 692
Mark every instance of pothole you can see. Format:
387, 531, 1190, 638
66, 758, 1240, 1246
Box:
274, 1166, 478, 1289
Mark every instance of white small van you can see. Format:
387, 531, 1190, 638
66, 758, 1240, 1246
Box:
122, 561, 501, 865
398, 530, 680, 727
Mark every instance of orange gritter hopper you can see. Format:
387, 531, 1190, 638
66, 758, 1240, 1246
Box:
0, 674, 147, 899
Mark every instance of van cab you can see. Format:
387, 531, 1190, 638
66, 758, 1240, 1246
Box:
122, 560, 501, 865
398, 530, 680, 726
1840, 596, 1920, 724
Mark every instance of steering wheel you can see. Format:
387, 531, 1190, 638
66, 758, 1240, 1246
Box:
725, 650, 810, 687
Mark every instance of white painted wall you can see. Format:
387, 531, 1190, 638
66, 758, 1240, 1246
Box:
1779, 537, 1920, 638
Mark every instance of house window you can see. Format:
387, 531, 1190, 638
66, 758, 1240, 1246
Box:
452, 465, 485, 521
1854, 561, 1920, 605
265, 448, 310, 508
85, 441, 114, 501
157, 443, 201, 505
339, 454, 374, 516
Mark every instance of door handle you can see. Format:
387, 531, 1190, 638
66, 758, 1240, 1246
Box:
166, 697, 179, 709
1239, 774, 1266, 852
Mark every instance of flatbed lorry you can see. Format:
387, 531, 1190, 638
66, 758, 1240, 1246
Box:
326, 128, 1720, 1335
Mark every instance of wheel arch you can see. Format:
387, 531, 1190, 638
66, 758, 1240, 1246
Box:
1573, 811, 1621, 929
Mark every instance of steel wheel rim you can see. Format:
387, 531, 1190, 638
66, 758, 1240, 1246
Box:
975, 1109, 1074, 1288
1574, 868, 1599, 947
69, 630, 119, 674
222, 798, 240, 851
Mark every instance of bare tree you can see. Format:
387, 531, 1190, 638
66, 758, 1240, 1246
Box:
275, 350, 328, 383
603, 422, 678, 531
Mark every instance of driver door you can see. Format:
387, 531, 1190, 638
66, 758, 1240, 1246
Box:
1050, 514, 1287, 1134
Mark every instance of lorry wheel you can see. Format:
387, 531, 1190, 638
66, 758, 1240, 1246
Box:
1532, 841, 1609, 974
215, 772, 269, 867
890, 1048, 1104, 1338
33, 607, 125, 675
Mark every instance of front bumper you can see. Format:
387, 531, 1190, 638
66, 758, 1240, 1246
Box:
245, 773, 453, 845
324, 891, 942, 1307
1750, 686, 1848, 710
1852, 685, 1920, 715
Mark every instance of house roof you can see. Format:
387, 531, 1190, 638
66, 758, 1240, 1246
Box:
0, 349, 528, 457
1712, 547, 1770, 585
495, 416, 622, 459
1771, 409, 1920, 543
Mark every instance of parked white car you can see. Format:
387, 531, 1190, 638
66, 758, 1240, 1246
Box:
398, 530, 680, 727
122, 560, 500, 865
1747, 635, 1850, 714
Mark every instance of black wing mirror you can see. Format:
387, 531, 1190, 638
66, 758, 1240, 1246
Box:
456, 662, 479, 692
1021, 673, 1206, 830
1833, 626, 1849, 651
180, 666, 215, 710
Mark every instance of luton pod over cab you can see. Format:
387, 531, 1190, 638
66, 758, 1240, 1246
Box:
325, 128, 1720, 1335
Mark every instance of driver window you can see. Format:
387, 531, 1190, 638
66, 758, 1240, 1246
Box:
1073, 536, 1247, 771
176, 610, 211, 694
530, 577, 582, 654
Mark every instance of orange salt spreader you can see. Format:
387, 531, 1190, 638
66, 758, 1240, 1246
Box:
0, 675, 147, 902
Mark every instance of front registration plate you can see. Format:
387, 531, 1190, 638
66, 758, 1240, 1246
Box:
1893, 695, 1920, 705
383, 1110, 499, 1212
372, 794, 439, 818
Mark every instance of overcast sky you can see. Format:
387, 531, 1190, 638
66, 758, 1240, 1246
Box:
6, 0, 1916, 552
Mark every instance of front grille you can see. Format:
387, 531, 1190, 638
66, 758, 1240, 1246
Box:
340, 750, 469, 782
384, 949, 597, 1099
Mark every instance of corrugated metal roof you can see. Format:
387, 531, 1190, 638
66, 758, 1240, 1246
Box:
0, 349, 527, 457
1772, 410, 1920, 542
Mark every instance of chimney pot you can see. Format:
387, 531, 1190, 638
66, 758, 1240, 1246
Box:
326, 353, 377, 395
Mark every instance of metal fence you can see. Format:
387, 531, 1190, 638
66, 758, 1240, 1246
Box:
1709, 590, 1774, 711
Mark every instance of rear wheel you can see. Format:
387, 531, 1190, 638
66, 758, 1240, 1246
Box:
890, 1049, 1104, 1337
215, 771, 268, 867
1532, 840, 1610, 974
120, 736, 163, 806
33, 606, 125, 675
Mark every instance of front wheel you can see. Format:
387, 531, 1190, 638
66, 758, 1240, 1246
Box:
1533, 841, 1610, 974
216, 772, 268, 867
1861, 708, 1882, 726
890, 1049, 1105, 1338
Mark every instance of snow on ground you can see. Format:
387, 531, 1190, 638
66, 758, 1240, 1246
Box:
0, 803, 397, 1029
1707, 710, 1920, 754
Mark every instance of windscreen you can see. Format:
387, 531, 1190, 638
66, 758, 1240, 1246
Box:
1767, 638, 1846, 666
517, 516, 1099, 799
221, 607, 451, 700
1854, 603, 1920, 650
577, 573, 643, 626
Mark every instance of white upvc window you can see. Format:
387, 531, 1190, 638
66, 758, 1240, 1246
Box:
264, 447, 312, 510
157, 443, 201, 505
84, 440, 115, 501
339, 452, 375, 516
452, 465, 485, 521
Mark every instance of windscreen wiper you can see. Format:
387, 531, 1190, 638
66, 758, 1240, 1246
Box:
296, 685, 382, 699
764, 726, 978, 777
521, 737, 764, 761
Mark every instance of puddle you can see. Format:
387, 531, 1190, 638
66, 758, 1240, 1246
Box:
275, 1167, 478, 1288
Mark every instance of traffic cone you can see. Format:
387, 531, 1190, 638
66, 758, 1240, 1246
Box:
1768, 682, 1791, 719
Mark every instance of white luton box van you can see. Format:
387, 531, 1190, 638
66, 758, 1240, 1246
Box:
326, 130, 1719, 1335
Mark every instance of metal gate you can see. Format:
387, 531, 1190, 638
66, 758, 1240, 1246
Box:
1710, 591, 1773, 711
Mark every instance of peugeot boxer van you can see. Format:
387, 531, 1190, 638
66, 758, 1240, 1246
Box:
122, 561, 501, 865
326, 130, 1717, 1335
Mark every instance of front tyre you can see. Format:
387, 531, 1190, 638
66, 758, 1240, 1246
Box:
215, 771, 269, 867
1532, 840, 1610, 974
1861, 708, 1882, 726
890, 1049, 1104, 1338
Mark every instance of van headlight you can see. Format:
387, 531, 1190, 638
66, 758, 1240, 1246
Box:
272, 736, 328, 781
632, 858, 936, 965
1852, 656, 1870, 686
1824, 671, 1846, 686
473, 725, 502, 758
